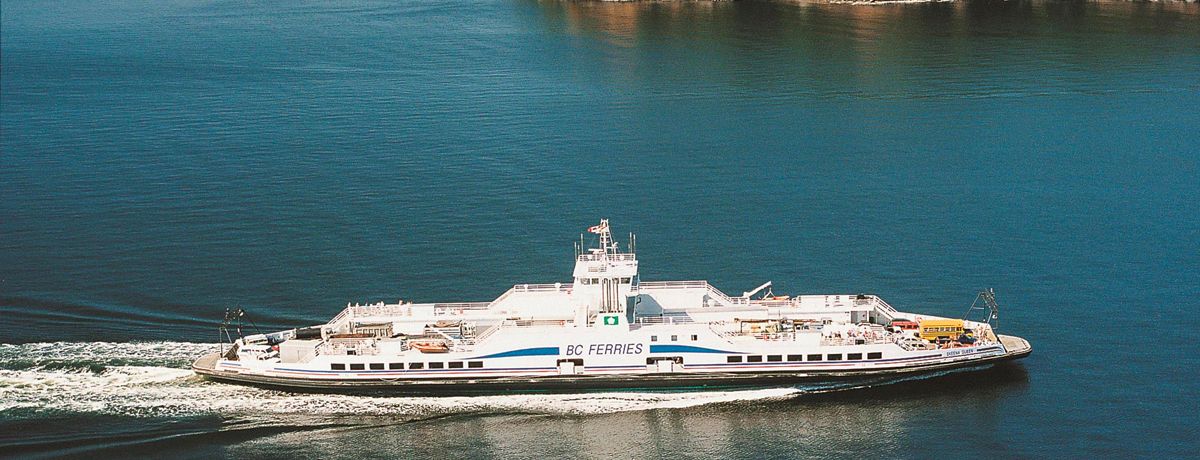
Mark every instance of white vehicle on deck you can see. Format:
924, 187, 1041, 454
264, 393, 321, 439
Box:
193, 220, 1031, 394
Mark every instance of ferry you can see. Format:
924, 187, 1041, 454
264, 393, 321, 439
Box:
192, 220, 1031, 394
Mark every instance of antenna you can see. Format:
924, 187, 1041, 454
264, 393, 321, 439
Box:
963, 288, 1001, 330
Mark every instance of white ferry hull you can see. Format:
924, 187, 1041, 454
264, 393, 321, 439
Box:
192, 336, 1031, 395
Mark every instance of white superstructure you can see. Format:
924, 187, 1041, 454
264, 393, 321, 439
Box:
194, 220, 1031, 393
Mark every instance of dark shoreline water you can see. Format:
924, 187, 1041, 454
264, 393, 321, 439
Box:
3, 0, 1198, 457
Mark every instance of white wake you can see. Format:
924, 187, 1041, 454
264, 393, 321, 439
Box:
0, 341, 807, 418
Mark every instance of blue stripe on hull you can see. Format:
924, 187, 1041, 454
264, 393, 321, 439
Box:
649, 344, 745, 354
466, 346, 561, 360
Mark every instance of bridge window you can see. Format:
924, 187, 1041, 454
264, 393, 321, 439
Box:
429, 362, 445, 369
331, 363, 346, 370
868, 352, 883, 359
389, 363, 403, 370
767, 355, 782, 362
727, 356, 743, 363
449, 361, 464, 369
369, 363, 384, 370
807, 354, 822, 361
787, 354, 802, 362
468, 361, 483, 368
408, 363, 424, 369
350, 363, 365, 370
827, 354, 842, 361
847, 353, 862, 360
747, 355, 763, 363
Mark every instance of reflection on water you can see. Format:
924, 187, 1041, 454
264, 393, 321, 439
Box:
541, 0, 1200, 43
529, 0, 1199, 102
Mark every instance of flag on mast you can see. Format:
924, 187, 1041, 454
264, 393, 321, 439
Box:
588, 221, 608, 234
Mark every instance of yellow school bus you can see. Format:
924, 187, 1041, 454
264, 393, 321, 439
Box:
918, 319, 965, 341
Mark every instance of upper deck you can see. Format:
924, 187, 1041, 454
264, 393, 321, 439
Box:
325, 277, 906, 337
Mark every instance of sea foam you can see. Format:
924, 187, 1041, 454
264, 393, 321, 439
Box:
1, 341, 816, 418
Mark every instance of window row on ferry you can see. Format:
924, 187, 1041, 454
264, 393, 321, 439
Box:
330, 361, 484, 371
727, 352, 883, 363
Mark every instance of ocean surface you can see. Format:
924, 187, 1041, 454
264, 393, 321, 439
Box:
2, 0, 1199, 457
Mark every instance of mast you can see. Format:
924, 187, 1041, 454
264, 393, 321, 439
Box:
571, 219, 638, 326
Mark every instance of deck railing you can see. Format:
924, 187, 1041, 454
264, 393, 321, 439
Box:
433, 302, 492, 314
324, 283, 578, 333
633, 315, 696, 325
488, 283, 573, 307
464, 322, 504, 344
820, 336, 892, 346
328, 306, 354, 329
637, 280, 750, 306
577, 253, 636, 261
638, 280, 709, 289
513, 283, 573, 292
871, 296, 898, 314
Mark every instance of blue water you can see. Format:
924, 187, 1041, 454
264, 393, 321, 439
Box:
2, 0, 1199, 457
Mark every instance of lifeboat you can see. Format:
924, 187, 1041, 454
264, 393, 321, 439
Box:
410, 341, 450, 353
